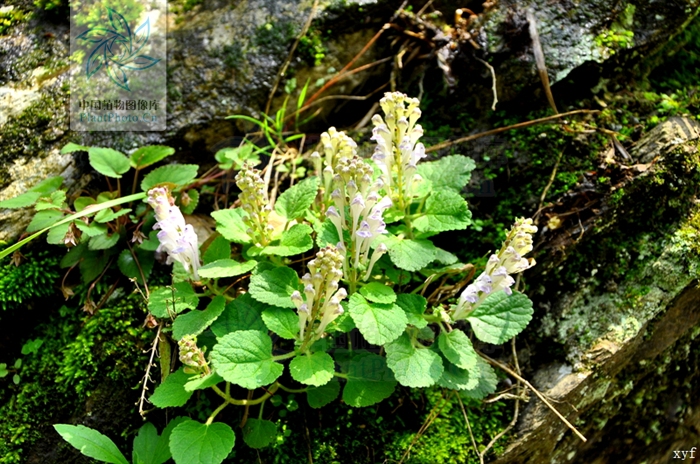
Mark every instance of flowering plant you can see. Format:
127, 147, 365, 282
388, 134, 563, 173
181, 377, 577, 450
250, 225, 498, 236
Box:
1, 93, 538, 463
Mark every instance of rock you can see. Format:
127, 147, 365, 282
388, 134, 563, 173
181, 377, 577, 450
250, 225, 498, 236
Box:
0, 0, 387, 244
439, 0, 700, 108
492, 118, 700, 462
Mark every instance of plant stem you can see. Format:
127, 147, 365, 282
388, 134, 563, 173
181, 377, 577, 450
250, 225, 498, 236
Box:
0, 192, 147, 260
277, 383, 308, 393
131, 168, 140, 195
272, 351, 297, 362
206, 401, 229, 425
211, 382, 282, 406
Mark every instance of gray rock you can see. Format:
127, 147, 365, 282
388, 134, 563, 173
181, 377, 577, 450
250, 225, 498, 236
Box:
454, 0, 700, 106
493, 118, 700, 462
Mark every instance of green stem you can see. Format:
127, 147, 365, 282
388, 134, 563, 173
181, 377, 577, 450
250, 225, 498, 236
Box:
131, 168, 140, 195
211, 383, 281, 406
277, 382, 308, 393
258, 399, 265, 419
333, 372, 348, 379
206, 401, 229, 425
0, 192, 147, 260
272, 351, 297, 362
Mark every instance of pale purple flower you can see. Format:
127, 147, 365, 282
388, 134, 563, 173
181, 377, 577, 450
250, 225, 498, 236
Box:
148, 187, 200, 280
452, 218, 538, 321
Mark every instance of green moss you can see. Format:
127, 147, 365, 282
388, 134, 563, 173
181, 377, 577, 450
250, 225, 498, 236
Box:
384, 390, 510, 463
0, 91, 67, 189
225, 387, 511, 463
254, 21, 296, 50
0, 6, 27, 35
298, 28, 327, 66
0, 294, 151, 463
0, 250, 60, 312
595, 4, 636, 52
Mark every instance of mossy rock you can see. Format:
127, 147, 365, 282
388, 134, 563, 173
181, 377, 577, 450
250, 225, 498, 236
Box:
491, 118, 700, 462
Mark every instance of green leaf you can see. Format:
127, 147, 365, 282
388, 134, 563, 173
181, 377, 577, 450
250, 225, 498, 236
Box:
211, 330, 283, 389
413, 190, 471, 234
184, 372, 224, 392
152, 418, 187, 464
343, 352, 396, 407
140, 230, 160, 251
203, 236, 231, 264
395, 293, 428, 329
132, 422, 166, 464
249, 266, 301, 309
88, 233, 120, 250
0, 192, 41, 209
0, 363, 7, 377
141, 164, 199, 191
416, 155, 475, 192
27, 209, 63, 232
242, 419, 277, 449
172, 296, 226, 340
35, 190, 67, 210
53, 424, 129, 464
359, 282, 396, 304
117, 248, 154, 285
130, 145, 175, 169
433, 247, 459, 265
0, 176, 63, 209
74, 196, 96, 212
211, 293, 267, 336
79, 249, 110, 283
215, 144, 259, 170
315, 218, 342, 248
460, 357, 498, 400
169, 420, 234, 464
61, 142, 89, 154
198, 259, 257, 279
179, 189, 199, 215
274, 177, 320, 219
21, 338, 43, 355
466, 291, 534, 344
148, 283, 199, 318
261, 307, 299, 339
307, 378, 340, 408
211, 209, 251, 244
149, 368, 194, 408
60, 242, 85, 269
347, 293, 407, 345
289, 351, 334, 386
46, 222, 71, 245
437, 356, 480, 391
438, 329, 477, 371
258, 223, 313, 256
94, 207, 132, 223
327, 302, 355, 333
386, 333, 443, 388
88, 147, 131, 178
376, 235, 438, 272
75, 220, 108, 237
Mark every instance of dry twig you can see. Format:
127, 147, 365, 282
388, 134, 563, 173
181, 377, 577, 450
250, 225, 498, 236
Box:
137, 323, 162, 416
527, 9, 558, 114
480, 352, 587, 442
425, 109, 598, 153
